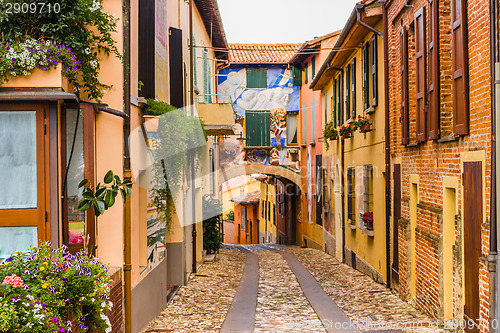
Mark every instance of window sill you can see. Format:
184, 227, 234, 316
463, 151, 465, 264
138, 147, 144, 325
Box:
310, 142, 316, 146
364, 106, 375, 115
348, 223, 356, 230
362, 228, 374, 237
438, 135, 459, 143
405, 142, 420, 148
346, 118, 354, 124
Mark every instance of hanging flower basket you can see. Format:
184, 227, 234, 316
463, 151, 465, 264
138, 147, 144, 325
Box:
355, 115, 373, 133
360, 123, 372, 133
363, 212, 374, 230
339, 122, 356, 139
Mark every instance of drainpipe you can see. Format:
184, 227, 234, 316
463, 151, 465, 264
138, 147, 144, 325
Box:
122, 0, 132, 329
341, 69, 346, 262
189, 0, 197, 275
356, 4, 383, 39
490, 0, 499, 328
381, 0, 391, 290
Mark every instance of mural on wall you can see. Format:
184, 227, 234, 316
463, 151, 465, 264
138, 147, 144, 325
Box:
218, 66, 300, 117
270, 107, 287, 147
242, 148, 300, 171
154, 0, 168, 101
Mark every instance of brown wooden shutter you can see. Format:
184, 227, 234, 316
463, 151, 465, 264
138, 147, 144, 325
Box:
401, 28, 409, 145
415, 7, 427, 142
138, 0, 155, 99
372, 35, 378, 107
169, 27, 184, 108
428, 0, 440, 139
346, 65, 351, 120
452, 0, 469, 135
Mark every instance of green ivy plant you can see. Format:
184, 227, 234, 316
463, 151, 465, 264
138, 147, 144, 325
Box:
148, 99, 207, 232
77, 170, 132, 217
0, 0, 121, 101
202, 195, 223, 254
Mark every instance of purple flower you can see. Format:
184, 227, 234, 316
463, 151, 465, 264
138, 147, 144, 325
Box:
59, 328, 65, 333
5, 257, 13, 263
49, 286, 56, 293
11, 297, 21, 303
66, 320, 72, 327
61, 277, 67, 281
52, 317, 59, 324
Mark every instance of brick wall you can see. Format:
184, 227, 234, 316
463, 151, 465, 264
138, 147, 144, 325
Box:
106, 268, 123, 333
387, 0, 491, 331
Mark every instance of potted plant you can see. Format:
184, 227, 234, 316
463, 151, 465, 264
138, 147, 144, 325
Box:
322, 121, 338, 150
356, 115, 373, 133
363, 212, 374, 230
339, 122, 356, 138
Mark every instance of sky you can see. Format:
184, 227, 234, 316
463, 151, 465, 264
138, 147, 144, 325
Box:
217, 0, 360, 44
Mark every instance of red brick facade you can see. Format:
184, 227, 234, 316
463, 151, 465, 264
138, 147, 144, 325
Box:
386, 0, 491, 330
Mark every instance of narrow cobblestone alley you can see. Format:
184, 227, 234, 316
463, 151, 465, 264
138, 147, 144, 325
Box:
141, 245, 444, 333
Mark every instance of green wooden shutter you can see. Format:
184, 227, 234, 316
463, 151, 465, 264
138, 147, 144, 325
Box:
305, 63, 308, 84
312, 98, 316, 143
245, 111, 270, 146
337, 76, 342, 125
352, 57, 356, 118
372, 35, 378, 107
346, 65, 351, 119
312, 57, 316, 79
246, 68, 268, 88
324, 92, 327, 124
203, 48, 210, 103
293, 66, 302, 86
302, 103, 307, 144
192, 35, 197, 87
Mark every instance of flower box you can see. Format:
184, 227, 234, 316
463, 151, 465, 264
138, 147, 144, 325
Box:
2, 63, 70, 90
360, 123, 372, 133
342, 132, 352, 139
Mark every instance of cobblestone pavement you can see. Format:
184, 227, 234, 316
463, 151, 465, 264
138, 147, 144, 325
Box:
254, 250, 325, 332
283, 247, 443, 333
142, 245, 445, 333
141, 248, 246, 333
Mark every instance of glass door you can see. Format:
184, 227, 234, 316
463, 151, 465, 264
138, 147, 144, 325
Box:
0, 104, 47, 261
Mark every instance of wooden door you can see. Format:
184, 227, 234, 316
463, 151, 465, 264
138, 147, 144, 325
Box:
0, 104, 48, 259
392, 164, 401, 282
463, 161, 482, 332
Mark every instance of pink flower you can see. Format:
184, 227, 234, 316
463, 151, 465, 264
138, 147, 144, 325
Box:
2, 274, 24, 287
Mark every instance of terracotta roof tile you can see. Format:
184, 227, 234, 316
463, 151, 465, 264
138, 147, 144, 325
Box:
229, 43, 302, 64
230, 191, 261, 204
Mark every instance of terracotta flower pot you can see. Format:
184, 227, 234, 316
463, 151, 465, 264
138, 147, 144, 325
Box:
360, 123, 372, 133
342, 132, 352, 138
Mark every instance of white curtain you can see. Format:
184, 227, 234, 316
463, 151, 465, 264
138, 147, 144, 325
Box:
0, 227, 38, 261
0, 111, 37, 209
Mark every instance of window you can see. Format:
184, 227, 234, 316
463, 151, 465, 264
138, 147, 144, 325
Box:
287, 113, 298, 145
451, 0, 469, 135
346, 65, 351, 120
324, 92, 328, 124
347, 167, 355, 224
246, 68, 267, 88
363, 43, 370, 111
202, 48, 211, 103
362, 165, 374, 231
293, 66, 302, 86
312, 98, 316, 143
372, 35, 379, 107
401, 27, 409, 145
312, 57, 316, 79
262, 200, 266, 218
241, 206, 246, 231
351, 57, 356, 119
245, 111, 270, 146
304, 62, 308, 84
332, 81, 337, 127
273, 204, 276, 225
428, 0, 440, 139
415, 8, 427, 142
268, 201, 271, 220
302, 104, 307, 144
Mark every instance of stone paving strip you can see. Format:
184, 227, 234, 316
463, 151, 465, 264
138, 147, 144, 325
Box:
283, 247, 443, 333
254, 250, 326, 333
141, 248, 246, 333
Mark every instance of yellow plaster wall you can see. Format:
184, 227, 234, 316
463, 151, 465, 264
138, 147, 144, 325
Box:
336, 23, 387, 280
